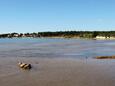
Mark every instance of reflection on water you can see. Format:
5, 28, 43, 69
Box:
0, 38, 115, 59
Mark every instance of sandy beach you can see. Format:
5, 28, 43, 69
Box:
0, 57, 115, 86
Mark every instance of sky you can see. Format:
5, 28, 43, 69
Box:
0, 0, 115, 33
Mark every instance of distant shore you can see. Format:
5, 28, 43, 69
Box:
1, 31, 115, 39
0, 36, 115, 40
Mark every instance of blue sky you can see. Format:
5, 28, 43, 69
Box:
0, 0, 115, 33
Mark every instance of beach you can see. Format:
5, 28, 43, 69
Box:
0, 57, 115, 86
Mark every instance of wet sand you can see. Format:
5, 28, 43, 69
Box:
0, 57, 115, 86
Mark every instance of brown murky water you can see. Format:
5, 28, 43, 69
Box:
0, 38, 115, 86
0, 57, 115, 86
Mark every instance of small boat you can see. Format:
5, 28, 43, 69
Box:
18, 62, 32, 69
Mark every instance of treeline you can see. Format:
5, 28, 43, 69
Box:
0, 33, 41, 38
38, 31, 115, 38
0, 31, 115, 38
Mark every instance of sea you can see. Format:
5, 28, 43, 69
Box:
0, 38, 115, 59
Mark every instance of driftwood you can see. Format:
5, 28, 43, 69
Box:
18, 62, 32, 69
96, 56, 115, 59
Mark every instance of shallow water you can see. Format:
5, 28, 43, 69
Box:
0, 38, 115, 86
0, 38, 115, 58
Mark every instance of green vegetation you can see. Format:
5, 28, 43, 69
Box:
0, 31, 115, 38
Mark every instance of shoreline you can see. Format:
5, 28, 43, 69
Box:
1, 31, 115, 40
1, 36, 115, 40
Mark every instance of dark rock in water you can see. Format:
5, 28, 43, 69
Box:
96, 56, 115, 59
27, 64, 32, 69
